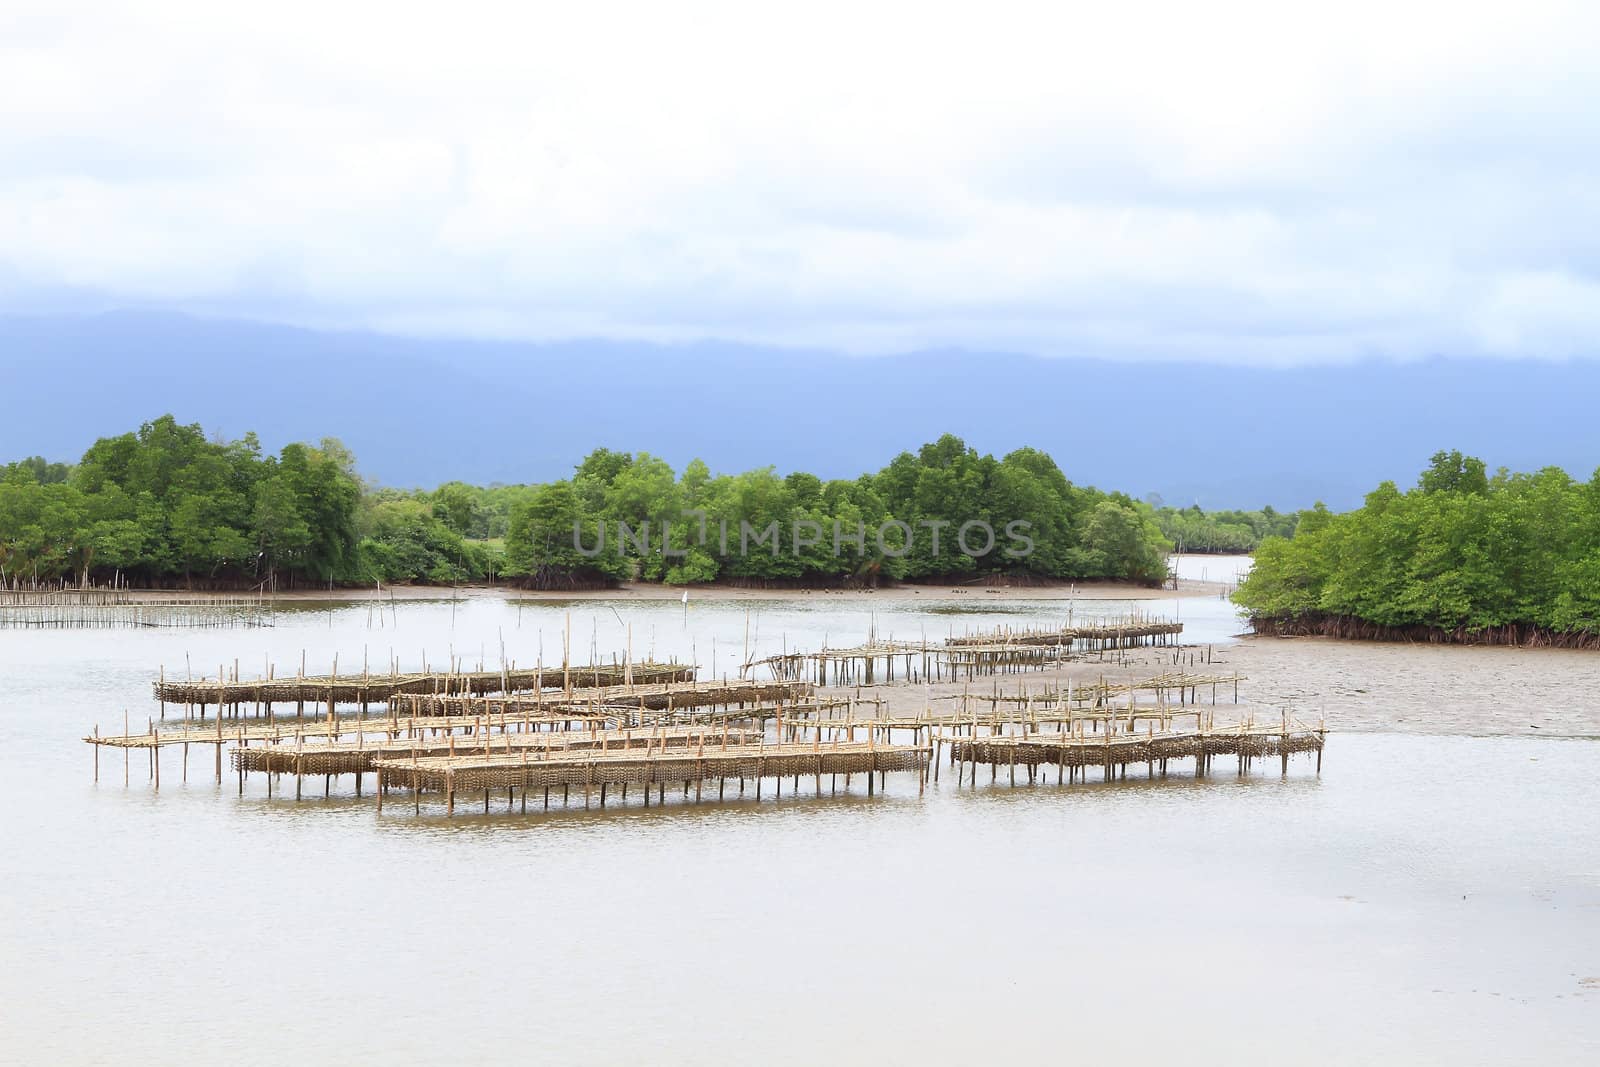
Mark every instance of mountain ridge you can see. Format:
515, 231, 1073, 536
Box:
3, 310, 1595, 509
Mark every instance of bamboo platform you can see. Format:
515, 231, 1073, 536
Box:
943, 618, 1184, 650
744, 616, 1187, 686
779, 706, 1209, 742
747, 640, 940, 685
80, 618, 1330, 816
81, 696, 875, 795
749, 639, 1088, 684
942, 672, 1247, 709
394, 678, 813, 718
85, 695, 860, 753
152, 661, 694, 709
941, 712, 1325, 786
938, 643, 1068, 678
231, 724, 767, 780
372, 739, 932, 813
88, 710, 611, 751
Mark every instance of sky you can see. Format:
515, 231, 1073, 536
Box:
2, 1, 1598, 363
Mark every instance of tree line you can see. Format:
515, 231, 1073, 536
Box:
498, 436, 1173, 588
1, 416, 362, 589
1153, 503, 1296, 553
1233, 450, 1600, 643
2, 416, 1195, 589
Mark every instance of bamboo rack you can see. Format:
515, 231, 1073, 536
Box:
395, 679, 813, 719
942, 711, 1326, 786
373, 739, 933, 814
153, 661, 694, 710
82, 629, 1326, 815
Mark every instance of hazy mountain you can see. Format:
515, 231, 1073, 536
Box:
2, 311, 1595, 510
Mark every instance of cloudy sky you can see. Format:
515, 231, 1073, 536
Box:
2, 1, 1597, 362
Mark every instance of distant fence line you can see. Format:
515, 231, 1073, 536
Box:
0, 588, 274, 630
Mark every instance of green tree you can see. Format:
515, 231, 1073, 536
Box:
1082, 500, 1170, 583
504, 481, 624, 588
1235, 452, 1600, 639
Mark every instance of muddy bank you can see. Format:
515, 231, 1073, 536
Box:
1246, 613, 1600, 650
90, 577, 1229, 604
823, 635, 1600, 739
1221, 636, 1600, 737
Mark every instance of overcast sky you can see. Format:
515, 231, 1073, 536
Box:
2, 1, 1597, 362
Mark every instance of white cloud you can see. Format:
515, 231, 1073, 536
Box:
1, 0, 1597, 361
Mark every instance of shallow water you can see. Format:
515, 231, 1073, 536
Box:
1169, 551, 1254, 585
2, 595, 1596, 1065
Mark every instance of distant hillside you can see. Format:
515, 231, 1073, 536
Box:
3, 311, 1596, 509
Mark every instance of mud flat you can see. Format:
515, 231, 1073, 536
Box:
1221, 636, 1600, 738
845, 633, 1600, 739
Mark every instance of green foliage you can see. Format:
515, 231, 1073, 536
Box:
1418, 449, 1489, 495
11, 456, 72, 484
429, 481, 483, 537
1234, 453, 1600, 635
353, 494, 495, 585
0, 416, 361, 588
501, 481, 625, 587
1154, 503, 1297, 552
1081, 500, 1171, 583
4, 422, 1198, 591
500, 435, 1174, 588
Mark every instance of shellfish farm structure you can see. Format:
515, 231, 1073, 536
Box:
374, 739, 933, 814
939, 710, 1325, 787
741, 614, 1188, 686
82, 612, 1325, 817
941, 616, 1186, 651
152, 658, 694, 715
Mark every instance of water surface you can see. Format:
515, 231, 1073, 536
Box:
2, 595, 1595, 1065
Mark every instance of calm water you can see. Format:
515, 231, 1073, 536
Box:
1169, 551, 1254, 585
2, 594, 1597, 1065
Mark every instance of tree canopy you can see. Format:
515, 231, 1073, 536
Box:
499, 433, 1173, 588
1153, 503, 1296, 553
2, 421, 1177, 590
1233, 450, 1600, 637
1, 416, 363, 589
